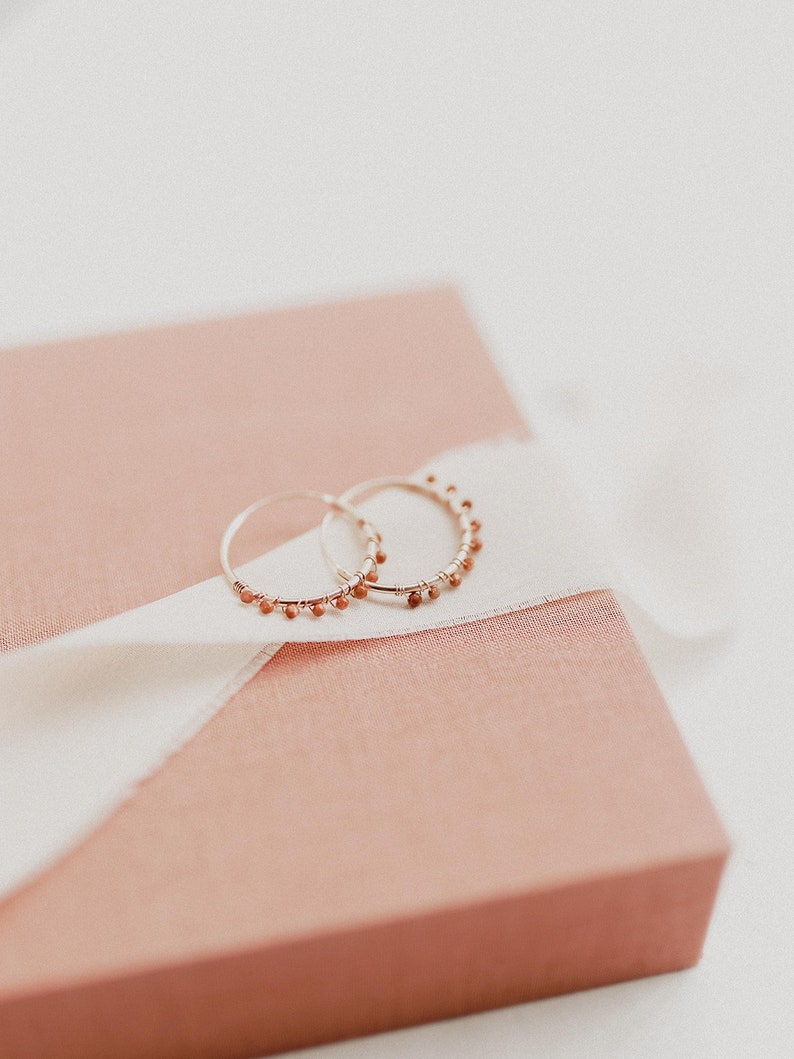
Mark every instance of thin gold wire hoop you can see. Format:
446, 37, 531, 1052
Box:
220, 490, 380, 619
320, 475, 482, 608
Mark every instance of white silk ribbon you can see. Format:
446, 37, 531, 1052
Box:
0, 438, 724, 900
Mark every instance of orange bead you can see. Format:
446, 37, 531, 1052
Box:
462, 556, 474, 571
284, 604, 299, 619
407, 591, 422, 608
471, 537, 483, 552
259, 599, 274, 614
312, 603, 325, 617
449, 573, 462, 587
446, 483, 456, 493
353, 584, 368, 600
471, 519, 481, 532
428, 584, 440, 600
335, 595, 349, 610
366, 570, 378, 582
239, 588, 255, 604
461, 499, 472, 509
375, 549, 387, 564
426, 474, 436, 483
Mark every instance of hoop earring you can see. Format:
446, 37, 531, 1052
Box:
320, 474, 481, 609
220, 490, 380, 619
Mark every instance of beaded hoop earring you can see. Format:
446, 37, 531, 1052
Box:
320, 474, 481, 608
220, 490, 380, 619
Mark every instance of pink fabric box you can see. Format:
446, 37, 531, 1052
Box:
0, 288, 728, 1058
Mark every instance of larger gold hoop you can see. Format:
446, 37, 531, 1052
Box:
320, 475, 481, 608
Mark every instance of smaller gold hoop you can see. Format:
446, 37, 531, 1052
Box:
220, 490, 379, 619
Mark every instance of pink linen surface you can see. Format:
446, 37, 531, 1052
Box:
1, 287, 520, 652
0, 288, 727, 1059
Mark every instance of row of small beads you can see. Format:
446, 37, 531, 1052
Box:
234, 543, 386, 619
404, 475, 482, 608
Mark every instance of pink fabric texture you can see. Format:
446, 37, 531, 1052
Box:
0, 288, 520, 652
0, 289, 728, 1058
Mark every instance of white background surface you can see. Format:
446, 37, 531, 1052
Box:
1, 2, 792, 1056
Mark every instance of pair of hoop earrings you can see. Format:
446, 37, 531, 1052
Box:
220, 475, 482, 619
